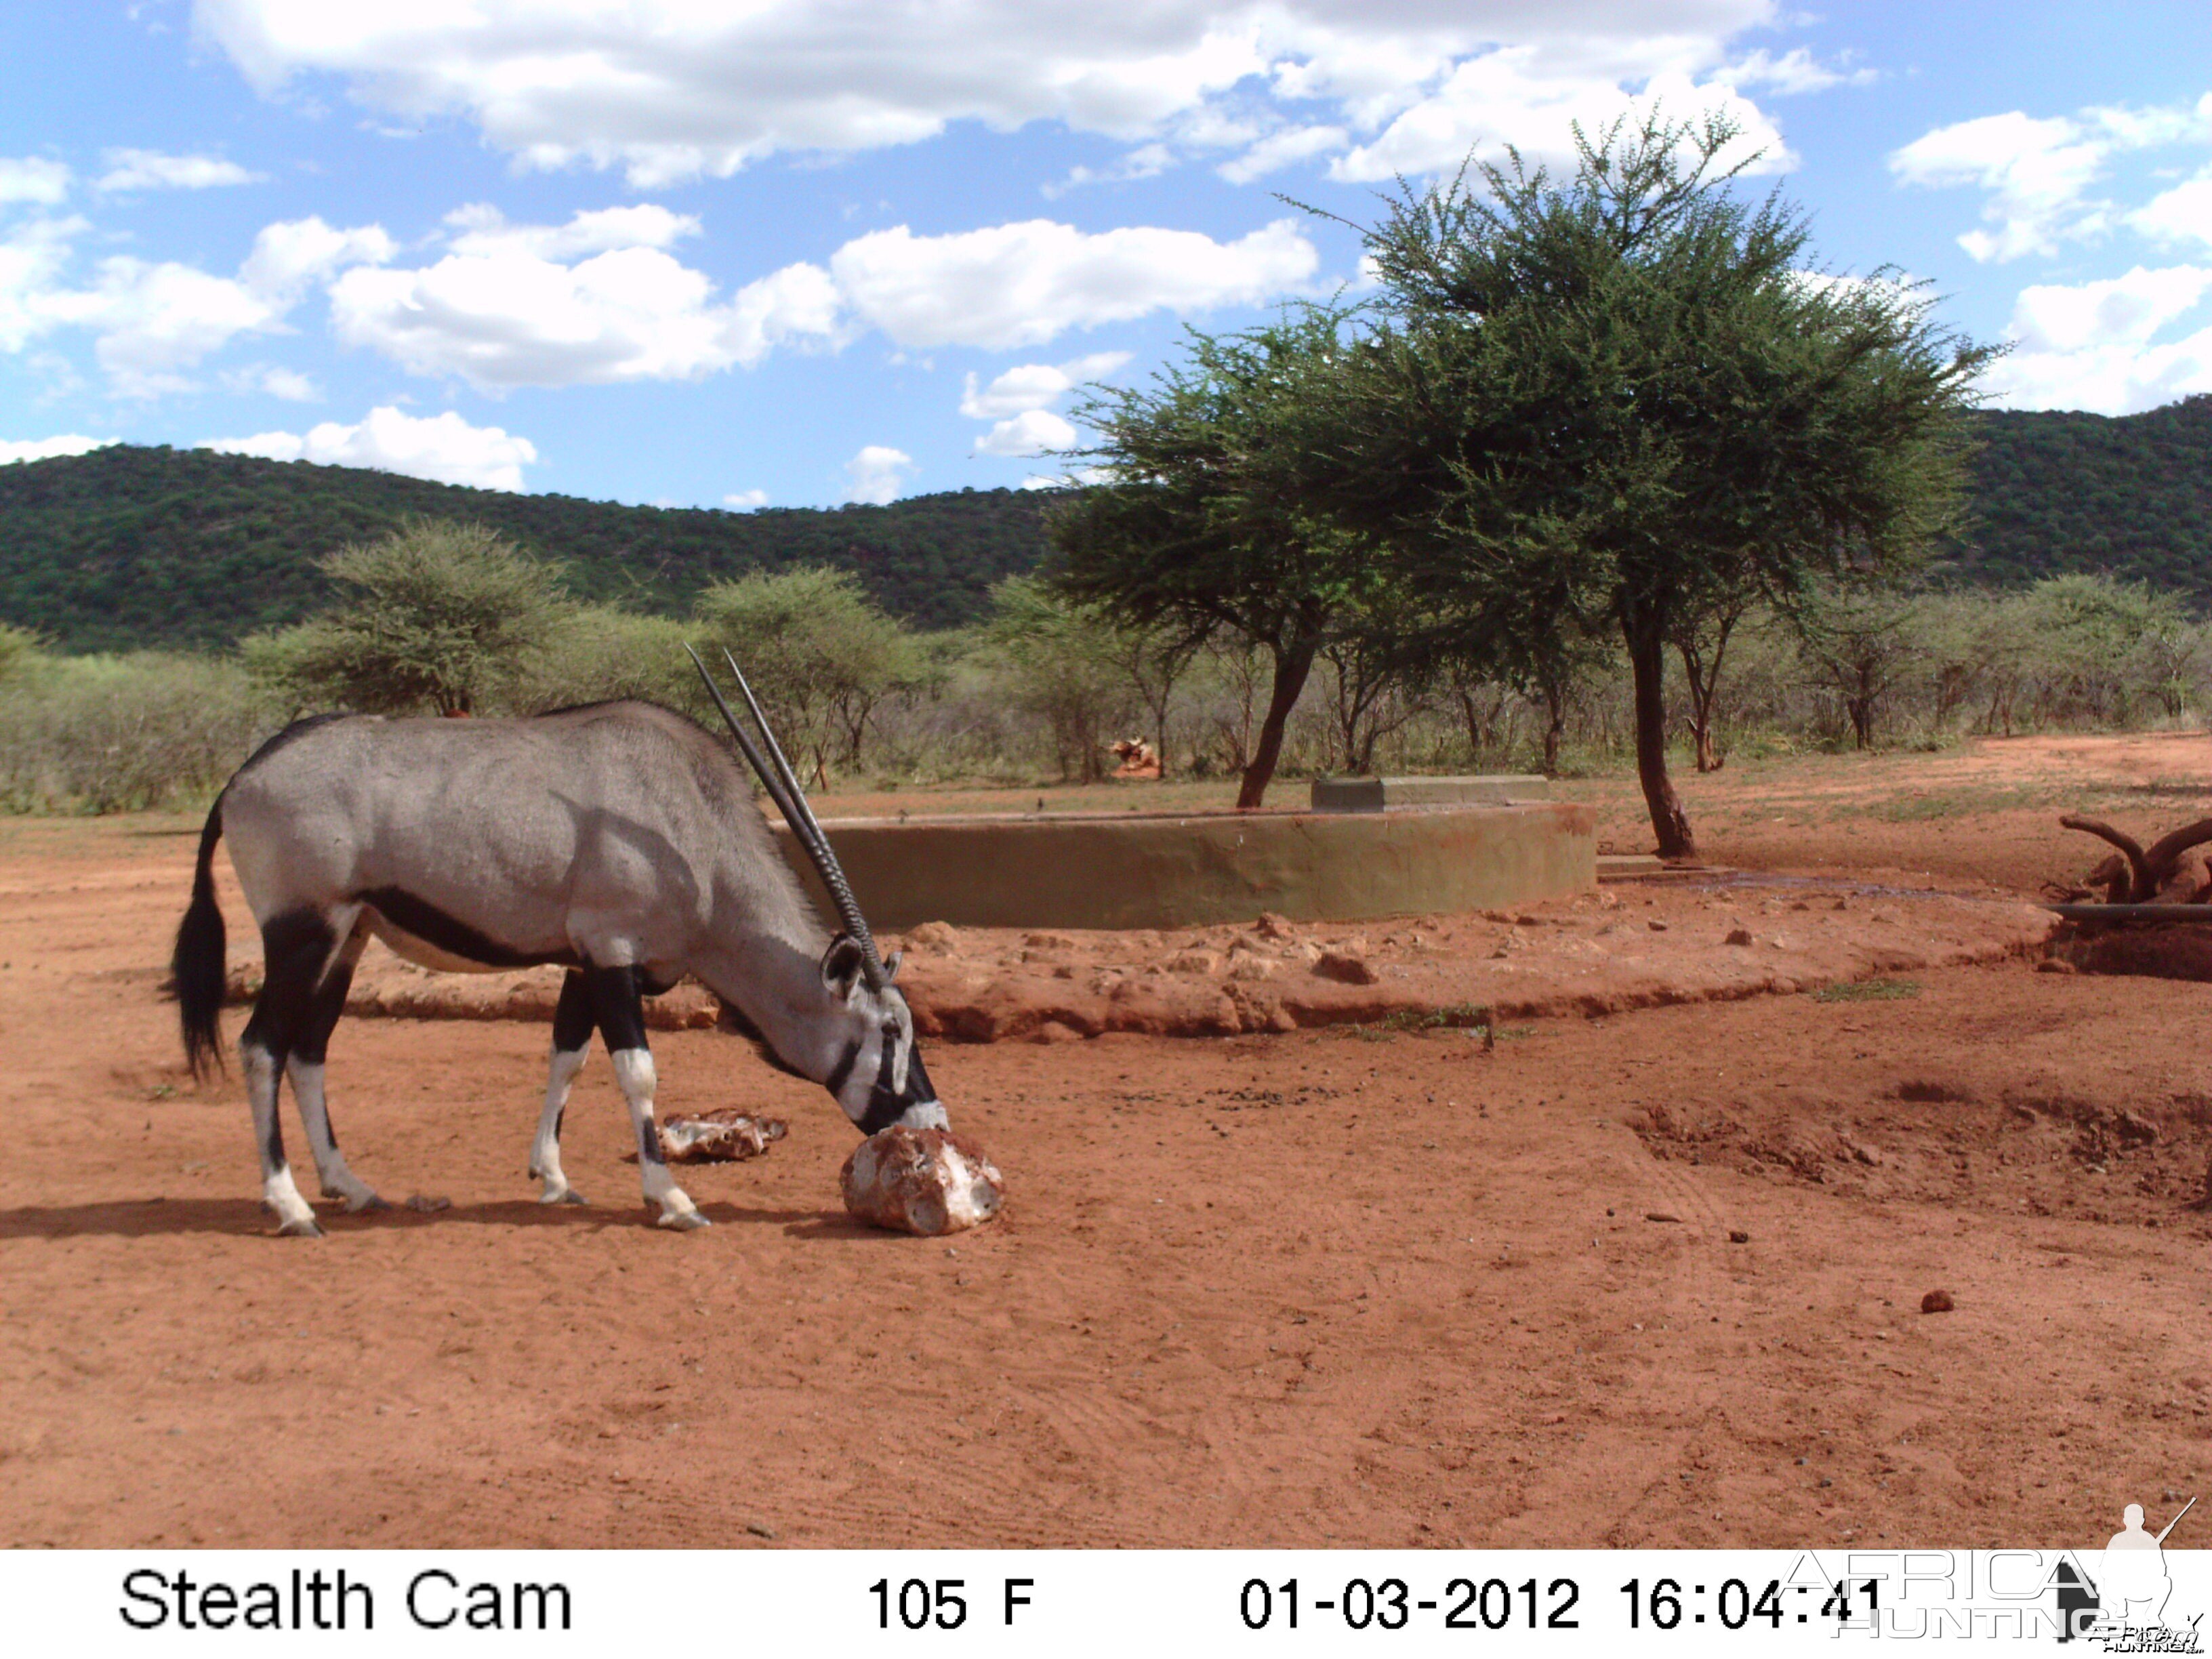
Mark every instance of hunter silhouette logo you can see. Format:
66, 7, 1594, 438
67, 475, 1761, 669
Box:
2063, 1494, 2201, 1650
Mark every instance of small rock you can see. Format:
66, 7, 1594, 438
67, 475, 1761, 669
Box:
1023, 931, 1076, 950
841, 1126, 1005, 1237
1168, 949, 1223, 976
906, 921, 962, 951
1725, 927, 1754, 946
1647, 919, 1670, 933
1313, 949, 1378, 985
1227, 956, 1279, 982
1645, 1210, 1682, 1223
1254, 912, 1298, 940
746, 1521, 777, 1540
404, 1193, 451, 1212
1921, 1289, 1955, 1314
1727, 1229, 1750, 1244
1027, 1019, 1086, 1044
2112, 1109, 2160, 1147
2036, 958, 2078, 975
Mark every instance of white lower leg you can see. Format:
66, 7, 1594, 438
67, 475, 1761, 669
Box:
245, 1044, 319, 1235
287, 1059, 382, 1212
611, 1048, 704, 1228
531, 1046, 588, 1204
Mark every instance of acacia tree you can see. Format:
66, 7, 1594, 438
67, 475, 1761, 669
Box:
243, 518, 574, 716
1051, 310, 1393, 808
980, 576, 1140, 782
1309, 112, 1992, 857
691, 566, 920, 781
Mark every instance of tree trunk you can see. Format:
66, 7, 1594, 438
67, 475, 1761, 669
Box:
1237, 633, 1319, 810
1542, 683, 1565, 777
1625, 617, 1696, 860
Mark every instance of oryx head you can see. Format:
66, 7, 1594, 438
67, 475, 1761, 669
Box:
814, 930, 943, 1134
689, 647, 948, 1136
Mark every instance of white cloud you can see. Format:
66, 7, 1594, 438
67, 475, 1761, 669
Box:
975, 409, 1078, 457
1981, 264, 2212, 414
201, 405, 539, 490
0, 157, 71, 206
94, 150, 264, 192
259, 365, 320, 401
326, 207, 1300, 390
0, 216, 87, 352
842, 445, 916, 506
959, 351, 1128, 419
0, 213, 390, 396
1019, 466, 1107, 490
1042, 144, 1176, 200
832, 218, 1316, 350
441, 202, 701, 260
1218, 125, 1348, 185
0, 433, 115, 466
1890, 96, 2212, 263
329, 211, 839, 388
1721, 47, 1873, 97
224, 362, 323, 401
239, 217, 395, 295
194, 2, 1790, 186
1332, 61, 1793, 183
722, 488, 769, 510
2133, 169, 2212, 251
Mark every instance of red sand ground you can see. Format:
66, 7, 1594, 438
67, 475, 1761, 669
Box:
1, 735, 2208, 1549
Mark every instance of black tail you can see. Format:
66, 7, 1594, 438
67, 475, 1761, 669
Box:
173, 800, 228, 1079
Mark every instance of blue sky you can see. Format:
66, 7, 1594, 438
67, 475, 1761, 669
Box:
3, 2, 2210, 507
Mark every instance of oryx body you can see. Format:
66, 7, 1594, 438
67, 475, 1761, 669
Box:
172, 697, 944, 1236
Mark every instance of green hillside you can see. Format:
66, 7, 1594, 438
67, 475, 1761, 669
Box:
0, 444, 1059, 651
3, 394, 2211, 653
1942, 394, 2212, 595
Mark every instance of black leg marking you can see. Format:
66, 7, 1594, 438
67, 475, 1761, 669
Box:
241, 908, 338, 1063
583, 963, 649, 1052
584, 963, 663, 1163
552, 969, 594, 1054
243, 907, 336, 1239
291, 958, 354, 1073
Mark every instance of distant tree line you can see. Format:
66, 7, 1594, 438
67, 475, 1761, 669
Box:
0, 508, 2201, 818
4, 387, 2212, 664
0, 443, 1054, 651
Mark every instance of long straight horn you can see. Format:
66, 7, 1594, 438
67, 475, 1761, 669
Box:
718, 649, 886, 989
685, 645, 806, 832
687, 644, 886, 990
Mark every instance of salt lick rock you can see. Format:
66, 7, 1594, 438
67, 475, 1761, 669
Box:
841, 1126, 1006, 1236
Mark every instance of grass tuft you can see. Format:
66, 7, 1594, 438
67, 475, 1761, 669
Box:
1810, 978, 1923, 1003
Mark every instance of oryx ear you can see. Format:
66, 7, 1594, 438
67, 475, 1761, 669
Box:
882, 950, 902, 983
820, 933, 867, 998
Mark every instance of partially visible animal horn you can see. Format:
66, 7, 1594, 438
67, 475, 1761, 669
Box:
687, 644, 886, 989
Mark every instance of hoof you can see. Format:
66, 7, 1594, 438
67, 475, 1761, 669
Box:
345, 1192, 389, 1214
656, 1208, 712, 1232
276, 1215, 325, 1239
540, 1187, 588, 1206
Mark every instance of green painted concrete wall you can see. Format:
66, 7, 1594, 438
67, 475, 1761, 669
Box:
773, 802, 1596, 930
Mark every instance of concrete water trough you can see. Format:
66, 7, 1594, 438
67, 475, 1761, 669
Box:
772, 798, 1595, 932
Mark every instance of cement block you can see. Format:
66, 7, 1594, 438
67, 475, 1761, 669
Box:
773, 802, 1595, 930
1311, 774, 1551, 812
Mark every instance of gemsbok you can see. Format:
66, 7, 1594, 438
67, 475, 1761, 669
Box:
171, 650, 945, 1236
